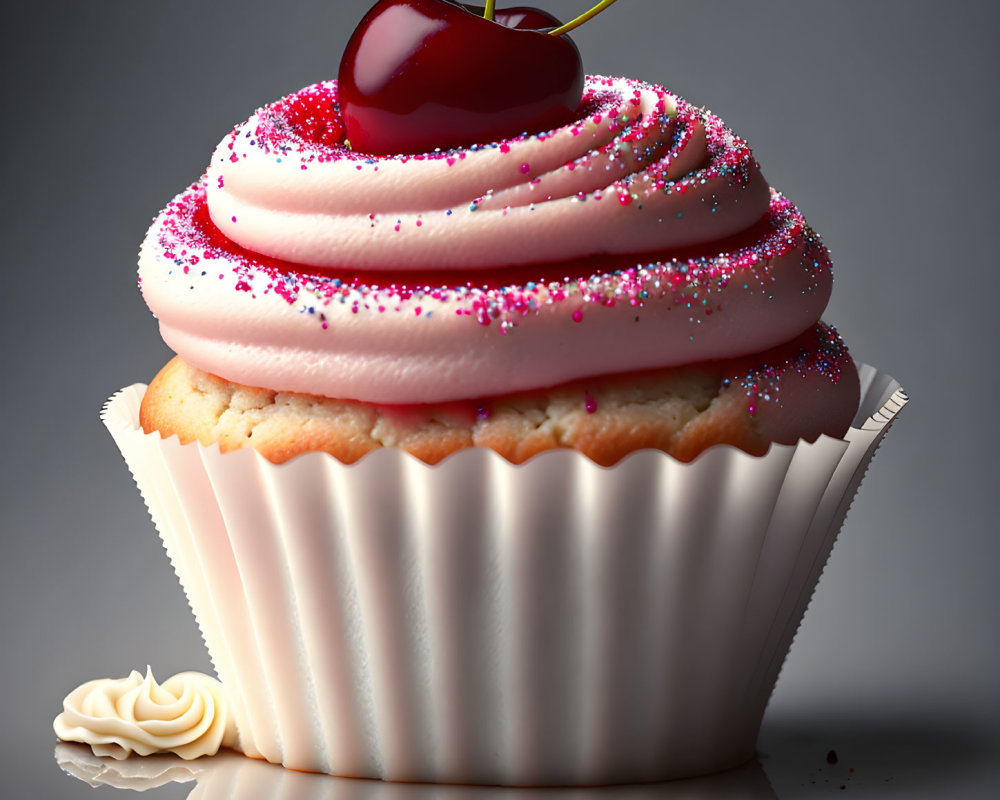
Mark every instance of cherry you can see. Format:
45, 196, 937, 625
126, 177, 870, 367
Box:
338, 0, 583, 155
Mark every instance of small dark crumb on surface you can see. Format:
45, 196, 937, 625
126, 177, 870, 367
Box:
827, 749, 839, 765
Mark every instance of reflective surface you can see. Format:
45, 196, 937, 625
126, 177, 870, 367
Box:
52, 746, 776, 798
42, 710, 1000, 800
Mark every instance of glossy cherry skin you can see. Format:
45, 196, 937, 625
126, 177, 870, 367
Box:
338, 0, 583, 155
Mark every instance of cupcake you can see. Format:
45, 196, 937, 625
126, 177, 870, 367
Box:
105, 0, 905, 785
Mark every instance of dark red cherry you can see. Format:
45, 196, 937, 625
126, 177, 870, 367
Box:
338, 0, 583, 155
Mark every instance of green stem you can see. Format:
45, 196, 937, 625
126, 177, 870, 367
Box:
549, 0, 619, 36
483, 0, 496, 21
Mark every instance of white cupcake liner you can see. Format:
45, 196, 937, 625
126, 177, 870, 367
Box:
103, 365, 905, 786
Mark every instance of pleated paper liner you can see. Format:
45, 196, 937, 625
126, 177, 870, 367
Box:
103, 364, 905, 785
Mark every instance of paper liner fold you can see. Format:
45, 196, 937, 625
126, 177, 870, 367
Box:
103, 365, 905, 785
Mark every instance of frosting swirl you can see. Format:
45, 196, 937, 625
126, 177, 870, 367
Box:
53, 668, 237, 760
139, 76, 835, 404
206, 77, 767, 270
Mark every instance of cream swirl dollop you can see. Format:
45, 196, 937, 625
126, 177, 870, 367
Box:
139, 76, 834, 404
53, 668, 237, 760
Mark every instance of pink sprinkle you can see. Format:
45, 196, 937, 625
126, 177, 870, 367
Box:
520, 163, 531, 174
572, 308, 583, 323
585, 391, 597, 414
229, 153, 239, 163
231, 215, 237, 222
416, 219, 422, 227
414, 306, 422, 316
499, 143, 511, 154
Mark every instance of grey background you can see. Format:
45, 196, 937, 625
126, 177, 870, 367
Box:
2, 0, 997, 796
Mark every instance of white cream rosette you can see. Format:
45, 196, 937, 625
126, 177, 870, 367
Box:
53, 668, 237, 760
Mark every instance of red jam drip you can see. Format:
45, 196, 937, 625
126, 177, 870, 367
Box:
246, 81, 631, 163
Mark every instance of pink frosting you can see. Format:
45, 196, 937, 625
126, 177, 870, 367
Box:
205, 77, 767, 270
139, 77, 836, 404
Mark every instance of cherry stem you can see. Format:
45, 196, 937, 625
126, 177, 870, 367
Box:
483, 0, 496, 21
549, 0, 619, 36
